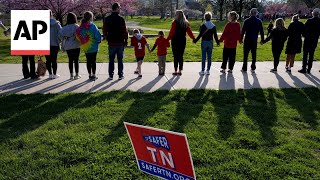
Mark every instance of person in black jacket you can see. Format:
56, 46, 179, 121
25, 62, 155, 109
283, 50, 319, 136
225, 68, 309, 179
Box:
193, 12, 220, 75
262, 18, 288, 72
103, 3, 129, 80
299, 8, 320, 74
240, 8, 265, 73
285, 15, 304, 72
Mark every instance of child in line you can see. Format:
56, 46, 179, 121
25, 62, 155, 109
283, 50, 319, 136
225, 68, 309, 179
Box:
150, 31, 170, 76
262, 18, 288, 72
131, 29, 150, 78
219, 11, 241, 73
76, 11, 102, 81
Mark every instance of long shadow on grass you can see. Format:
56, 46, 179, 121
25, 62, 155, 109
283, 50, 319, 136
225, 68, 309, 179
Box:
98, 91, 171, 144
170, 89, 209, 132
242, 74, 277, 145
210, 74, 242, 139
281, 88, 320, 128
0, 93, 92, 142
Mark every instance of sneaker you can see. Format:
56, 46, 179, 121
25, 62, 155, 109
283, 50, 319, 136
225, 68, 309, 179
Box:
270, 69, 277, 72
134, 70, 139, 74
286, 69, 292, 73
227, 69, 233, 73
138, 75, 142, 78
220, 69, 226, 73
206, 70, 210, 75
200, 71, 205, 75
159, 73, 164, 76
108, 76, 113, 80
70, 76, 74, 80
307, 69, 311, 74
241, 69, 247, 73
119, 76, 124, 80
298, 69, 306, 74
74, 74, 81, 80
251, 70, 255, 73
52, 74, 60, 79
48, 74, 53, 79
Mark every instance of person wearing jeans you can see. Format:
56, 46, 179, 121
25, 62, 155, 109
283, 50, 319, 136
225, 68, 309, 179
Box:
46, 11, 62, 79
76, 11, 102, 81
22, 55, 38, 79
240, 8, 264, 73
194, 12, 219, 75
108, 46, 124, 79
103, 3, 128, 80
59, 12, 81, 80
298, 8, 320, 74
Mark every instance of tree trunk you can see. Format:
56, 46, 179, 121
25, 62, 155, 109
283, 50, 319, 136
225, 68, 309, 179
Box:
239, 0, 243, 20
219, 4, 223, 21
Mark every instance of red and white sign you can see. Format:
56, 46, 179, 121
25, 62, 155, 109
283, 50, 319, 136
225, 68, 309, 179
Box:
124, 122, 196, 180
11, 10, 50, 55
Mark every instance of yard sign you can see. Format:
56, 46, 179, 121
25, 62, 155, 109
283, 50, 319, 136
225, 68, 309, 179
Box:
124, 122, 196, 180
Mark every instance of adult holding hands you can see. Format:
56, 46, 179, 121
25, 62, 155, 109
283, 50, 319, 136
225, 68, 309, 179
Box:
167, 10, 195, 76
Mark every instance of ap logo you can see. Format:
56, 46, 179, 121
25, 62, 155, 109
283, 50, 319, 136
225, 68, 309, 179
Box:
11, 10, 50, 55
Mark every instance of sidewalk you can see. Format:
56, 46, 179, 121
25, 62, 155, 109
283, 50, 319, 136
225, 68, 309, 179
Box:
0, 62, 319, 94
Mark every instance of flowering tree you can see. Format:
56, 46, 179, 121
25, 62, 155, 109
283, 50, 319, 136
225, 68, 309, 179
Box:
94, 0, 137, 17
2, 0, 94, 23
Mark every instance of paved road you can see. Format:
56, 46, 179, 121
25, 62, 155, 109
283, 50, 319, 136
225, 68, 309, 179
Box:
0, 62, 319, 94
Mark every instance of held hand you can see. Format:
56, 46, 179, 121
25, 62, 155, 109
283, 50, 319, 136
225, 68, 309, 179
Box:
239, 40, 243, 44
260, 41, 264, 45
192, 39, 197, 44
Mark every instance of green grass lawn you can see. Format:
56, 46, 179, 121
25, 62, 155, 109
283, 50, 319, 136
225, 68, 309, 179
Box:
0, 88, 319, 179
1, 16, 319, 64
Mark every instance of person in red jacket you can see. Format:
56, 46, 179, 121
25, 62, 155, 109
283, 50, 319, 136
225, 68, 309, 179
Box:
167, 10, 195, 76
131, 29, 150, 78
219, 11, 241, 73
151, 31, 170, 75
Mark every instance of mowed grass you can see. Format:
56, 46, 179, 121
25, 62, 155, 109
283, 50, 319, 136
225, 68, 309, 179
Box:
0, 88, 320, 179
1, 16, 319, 64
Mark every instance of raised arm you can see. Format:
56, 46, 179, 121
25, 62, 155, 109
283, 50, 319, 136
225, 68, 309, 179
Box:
259, 20, 265, 41
194, 25, 205, 43
167, 21, 176, 41
186, 24, 195, 40
213, 26, 220, 45
219, 23, 229, 42
241, 20, 247, 41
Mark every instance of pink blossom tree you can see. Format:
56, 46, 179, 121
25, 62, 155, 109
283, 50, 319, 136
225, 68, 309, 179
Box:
94, 0, 137, 17
2, 0, 95, 23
